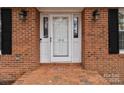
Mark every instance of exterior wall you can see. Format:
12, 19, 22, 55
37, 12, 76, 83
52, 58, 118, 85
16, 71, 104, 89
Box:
0, 8, 40, 83
0, 7, 123, 84
82, 8, 124, 84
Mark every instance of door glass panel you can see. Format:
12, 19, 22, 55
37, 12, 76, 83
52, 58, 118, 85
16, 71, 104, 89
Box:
53, 17, 69, 57
43, 17, 48, 38
73, 16, 78, 38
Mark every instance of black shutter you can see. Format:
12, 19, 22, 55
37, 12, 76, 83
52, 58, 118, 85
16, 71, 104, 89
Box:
1, 8, 12, 54
108, 9, 119, 54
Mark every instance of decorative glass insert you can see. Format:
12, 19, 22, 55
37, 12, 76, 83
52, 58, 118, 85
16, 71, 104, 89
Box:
43, 17, 48, 38
119, 11, 124, 50
53, 17, 69, 57
73, 16, 78, 38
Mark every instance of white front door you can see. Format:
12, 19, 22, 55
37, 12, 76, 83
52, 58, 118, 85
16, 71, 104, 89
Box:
40, 13, 81, 63
50, 15, 72, 62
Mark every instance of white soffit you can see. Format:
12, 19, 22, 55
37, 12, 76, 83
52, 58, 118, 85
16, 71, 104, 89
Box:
37, 7, 84, 13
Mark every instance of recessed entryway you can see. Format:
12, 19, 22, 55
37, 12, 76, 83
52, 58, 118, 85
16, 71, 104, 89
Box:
40, 12, 82, 63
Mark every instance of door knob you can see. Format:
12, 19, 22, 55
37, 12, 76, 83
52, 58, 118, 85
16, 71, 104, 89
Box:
40, 38, 42, 41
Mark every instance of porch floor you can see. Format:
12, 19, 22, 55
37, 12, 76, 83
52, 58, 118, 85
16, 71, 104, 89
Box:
13, 64, 109, 85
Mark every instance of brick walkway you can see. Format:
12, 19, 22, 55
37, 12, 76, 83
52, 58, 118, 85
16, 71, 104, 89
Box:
13, 64, 109, 85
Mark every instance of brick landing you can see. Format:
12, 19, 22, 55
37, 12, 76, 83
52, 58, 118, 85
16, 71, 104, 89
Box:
13, 64, 109, 85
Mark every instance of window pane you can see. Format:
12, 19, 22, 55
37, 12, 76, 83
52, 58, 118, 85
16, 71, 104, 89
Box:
43, 17, 48, 38
73, 17, 78, 38
119, 32, 124, 49
119, 13, 124, 31
0, 9, 1, 53
119, 10, 124, 50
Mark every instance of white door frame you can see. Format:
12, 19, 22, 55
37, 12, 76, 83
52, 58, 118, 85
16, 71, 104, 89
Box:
40, 13, 82, 63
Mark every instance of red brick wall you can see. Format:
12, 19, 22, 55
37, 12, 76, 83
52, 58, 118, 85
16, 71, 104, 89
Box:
0, 8, 40, 83
82, 8, 124, 84
0, 7, 123, 84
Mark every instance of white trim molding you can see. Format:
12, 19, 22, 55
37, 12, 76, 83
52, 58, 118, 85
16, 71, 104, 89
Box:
37, 7, 84, 13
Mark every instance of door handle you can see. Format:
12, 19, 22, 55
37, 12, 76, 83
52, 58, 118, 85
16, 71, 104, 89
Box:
40, 38, 42, 42
50, 37, 52, 42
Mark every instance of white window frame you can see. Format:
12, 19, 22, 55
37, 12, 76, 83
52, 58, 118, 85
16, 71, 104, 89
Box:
119, 8, 124, 54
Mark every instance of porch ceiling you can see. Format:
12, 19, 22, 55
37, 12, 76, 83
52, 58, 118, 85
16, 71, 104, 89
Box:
37, 7, 84, 13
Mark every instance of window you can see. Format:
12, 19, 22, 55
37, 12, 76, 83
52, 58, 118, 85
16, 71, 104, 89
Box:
119, 9, 124, 53
0, 9, 1, 54
73, 16, 78, 38
43, 17, 48, 38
